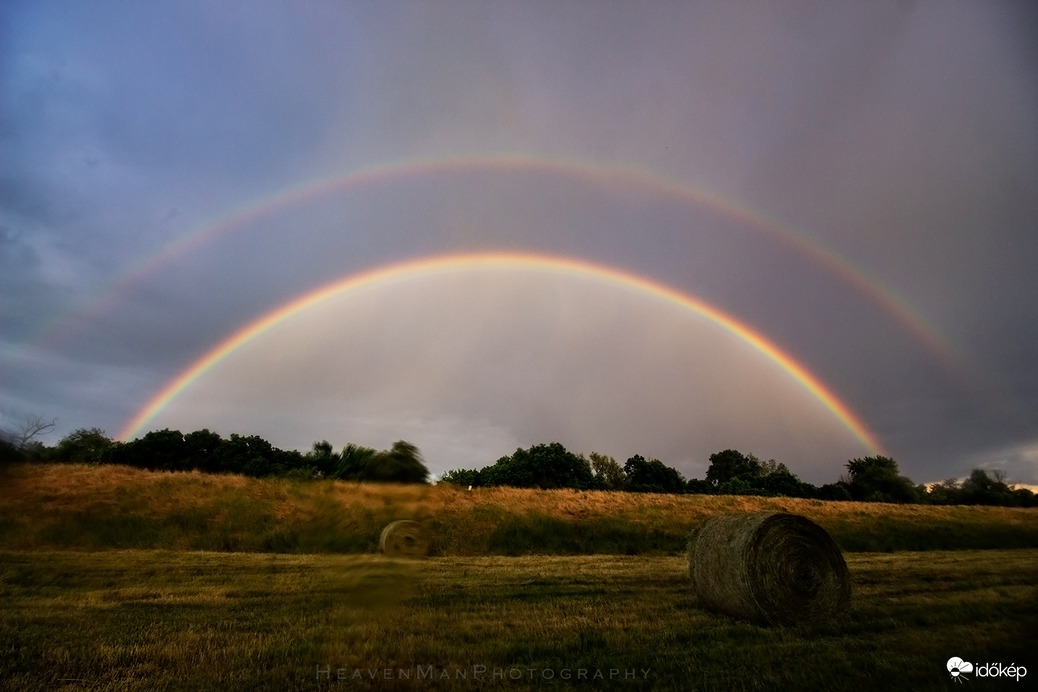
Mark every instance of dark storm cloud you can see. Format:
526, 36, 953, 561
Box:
2, 1, 1036, 484
0, 225, 53, 336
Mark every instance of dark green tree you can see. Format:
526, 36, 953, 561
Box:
305, 440, 338, 477
845, 456, 920, 503
479, 453, 530, 488
272, 447, 307, 476
330, 441, 429, 484
685, 477, 715, 495
700, 451, 812, 498
958, 469, 1017, 506
480, 443, 594, 489
588, 452, 626, 490
211, 433, 277, 477
623, 454, 685, 493
717, 476, 757, 495
367, 440, 430, 484
705, 449, 762, 487
816, 481, 853, 501
439, 467, 481, 487
54, 428, 114, 465
184, 429, 225, 473
333, 443, 379, 480
113, 429, 187, 471
1012, 486, 1037, 507
926, 478, 962, 505
754, 459, 810, 497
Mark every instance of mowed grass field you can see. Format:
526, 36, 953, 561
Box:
1, 463, 1037, 691
2, 550, 1035, 691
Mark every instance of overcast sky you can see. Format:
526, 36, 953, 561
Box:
2, 1, 1036, 485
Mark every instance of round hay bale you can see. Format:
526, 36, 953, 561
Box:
687, 512, 850, 626
379, 520, 429, 558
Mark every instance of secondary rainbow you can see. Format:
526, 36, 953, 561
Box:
37, 153, 961, 380
119, 250, 886, 455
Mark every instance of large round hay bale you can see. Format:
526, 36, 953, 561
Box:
687, 512, 850, 626
379, 520, 429, 558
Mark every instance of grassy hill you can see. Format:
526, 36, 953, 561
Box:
2, 463, 1036, 554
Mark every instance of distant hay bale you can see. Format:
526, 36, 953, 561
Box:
379, 520, 428, 558
687, 512, 850, 626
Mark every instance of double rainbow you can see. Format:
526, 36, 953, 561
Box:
50, 153, 956, 376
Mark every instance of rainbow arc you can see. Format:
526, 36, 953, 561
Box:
119, 250, 886, 455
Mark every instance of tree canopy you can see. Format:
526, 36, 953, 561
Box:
478, 442, 594, 490
623, 454, 686, 493
845, 456, 921, 503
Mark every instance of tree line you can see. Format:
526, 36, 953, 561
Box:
440, 444, 1036, 507
1, 426, 429, 484
2, 422, 1034, 507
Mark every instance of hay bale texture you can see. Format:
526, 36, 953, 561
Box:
687, 512, 850, 626
378, 520, 429, 558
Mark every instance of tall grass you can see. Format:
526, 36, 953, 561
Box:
2, 463, 1036, 554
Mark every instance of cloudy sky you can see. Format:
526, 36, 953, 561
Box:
2, 1, 1036, 485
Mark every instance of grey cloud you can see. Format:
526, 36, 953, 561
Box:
2, 1, 1036, 488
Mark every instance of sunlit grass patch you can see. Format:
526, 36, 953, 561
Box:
2, 463, 1037, 555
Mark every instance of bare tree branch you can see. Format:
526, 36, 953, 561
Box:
14, 414, 57, 449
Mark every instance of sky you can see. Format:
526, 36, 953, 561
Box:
2, 1, 1037, 486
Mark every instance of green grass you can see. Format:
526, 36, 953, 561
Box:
1, 549, 1035, 691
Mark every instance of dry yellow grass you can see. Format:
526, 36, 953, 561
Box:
2, 463, 1036, 554
2, 462, 1027, 522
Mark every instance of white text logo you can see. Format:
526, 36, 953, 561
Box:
947, 657, 1027, 683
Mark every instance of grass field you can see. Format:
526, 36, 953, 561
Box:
3, 464, 1037, 554
1, 549, 1035, 691
1, 463, 1036, 690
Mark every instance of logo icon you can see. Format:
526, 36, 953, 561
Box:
947, 657, 973, 683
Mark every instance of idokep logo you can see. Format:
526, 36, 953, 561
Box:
947, 658, 973, 683
947, 657, 1028, 683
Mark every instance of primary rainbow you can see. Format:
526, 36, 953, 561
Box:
119, 250, 886, 455
41, 152, 961, 379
